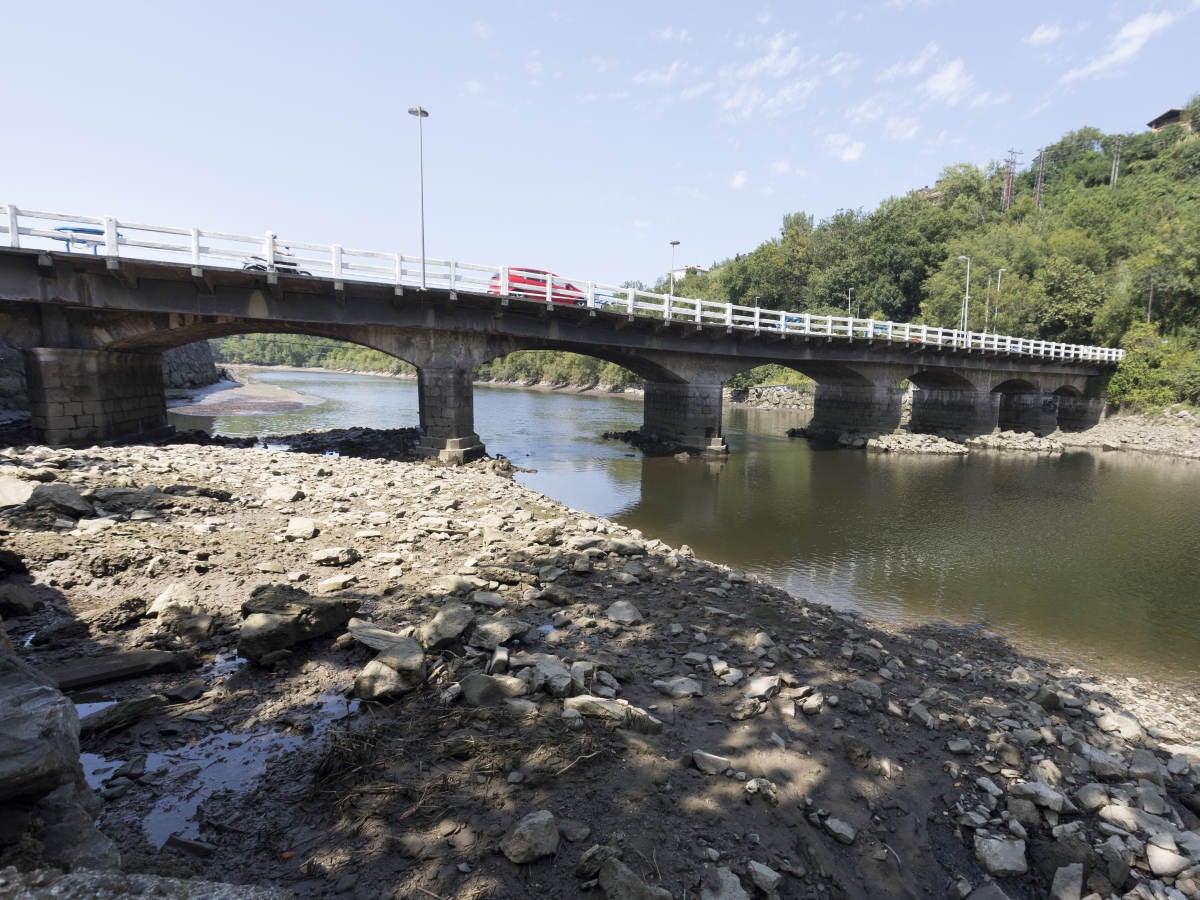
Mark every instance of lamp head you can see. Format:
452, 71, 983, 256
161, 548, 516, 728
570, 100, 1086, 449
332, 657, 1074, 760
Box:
408, 106, 429, 118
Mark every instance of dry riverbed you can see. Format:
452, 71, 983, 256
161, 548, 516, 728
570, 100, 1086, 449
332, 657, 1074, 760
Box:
2, 434, 1200, 899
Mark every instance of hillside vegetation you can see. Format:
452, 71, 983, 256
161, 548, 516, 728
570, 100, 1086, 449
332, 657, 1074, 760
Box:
214, 97, 1200, 408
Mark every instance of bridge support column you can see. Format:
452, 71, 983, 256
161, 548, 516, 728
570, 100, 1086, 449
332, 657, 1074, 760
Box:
808, 384, 903, 437
416, 367, 486, 463
24, 348, 169, 446
641, 381, 728, 453
999, 392, 1059, 435
910, 388, 999, 436
1055, 394, 1105, 431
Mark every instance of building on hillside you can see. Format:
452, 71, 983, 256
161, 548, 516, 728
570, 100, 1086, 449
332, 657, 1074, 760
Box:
1147, 108, 1192, 132
670, 265, 710, 284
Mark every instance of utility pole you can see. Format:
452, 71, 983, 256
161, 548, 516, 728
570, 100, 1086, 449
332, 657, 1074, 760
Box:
1033, 148, 1046, 211
1110, 137, 1122, 190
1147, 277, 1154, 323
1002, 149, 1020, 212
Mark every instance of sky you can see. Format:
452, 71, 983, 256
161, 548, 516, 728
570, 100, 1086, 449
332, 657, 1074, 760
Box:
3, 0, 1196, 288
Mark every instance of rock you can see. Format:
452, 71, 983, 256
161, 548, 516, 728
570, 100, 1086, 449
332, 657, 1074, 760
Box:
1096, 710, 1143, 741
468, 616, 531, 650
743, 675, 781, 699
747, 860, 782, 895
78, 694, 166, 738
847, 678, 881, 702
1146, 842, 1190, 878
149, 582, 199, 617
417, 602, 474, 650
237, 583, 359, 665
1074, 783, 1108, 813
1048, 862, 1083, 900
536, 657, 574, 697
652, 676, 703, 698
823, 818, 857, 845
459, 673, 508, 706
744, 777, 778, 805
499, 809, 559, 863
692, 749, 732, 774
0, 868, 289, 897
577, 843, 622, 878
947, 738, 973, 754
0, 580, 41, 619
42, 650, 190, 690
1128, 748, 1163, 785
26, 483, 94, 518
0, 475, 36, 508
347, 618, 411, 651
973, 835, 1027, 877
606, 601, 643, 624
309, 547, 361, 567
597, 857, 672, 899
1010, 780, 1067, 812
285, 517, 317, 539
0, 647, 79, 803
563, 696, 662, 733
353, 637, 425, 700
263, 484, 304, 502
701, 867, 751, 900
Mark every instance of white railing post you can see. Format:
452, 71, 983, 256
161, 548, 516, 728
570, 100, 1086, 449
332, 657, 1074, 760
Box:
103, 216, 119, 257
394, 253, 403, 284
586, 281, 595, 307
448, 260, 457, 292
5, 205, 18, 248
501, 267, 510, 295
664, 294, 673, 321
801, 313, 811, 335
189, 227, 201, 266
332, 244, 344, 282
544, 277, 552, 306
725, 303, 733, 327
753, 306, 761, 332
264, 232, 277, 269
695, 299, 703, 323
626, 288, 635, 315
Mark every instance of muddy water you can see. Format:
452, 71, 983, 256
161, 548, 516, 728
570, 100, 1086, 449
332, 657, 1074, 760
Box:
170, 369, 1200, 683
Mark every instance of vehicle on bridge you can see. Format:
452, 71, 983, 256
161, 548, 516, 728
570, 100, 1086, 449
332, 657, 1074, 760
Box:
242, 247, 311, 276
488, 267, 586, 305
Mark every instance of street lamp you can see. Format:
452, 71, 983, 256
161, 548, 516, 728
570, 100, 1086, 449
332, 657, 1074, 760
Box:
669, 240, 680, 298
957, 255, 971, 344
988, 267, 1005, 332
846, 286, 853, 317
407, 105, 429, 289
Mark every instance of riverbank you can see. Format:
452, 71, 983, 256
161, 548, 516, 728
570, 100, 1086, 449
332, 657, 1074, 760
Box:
2, 435, 1199, 898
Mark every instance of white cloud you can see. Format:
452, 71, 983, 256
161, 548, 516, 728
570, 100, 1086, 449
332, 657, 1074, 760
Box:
463, 80, 481, 94
1024, 24, 1063, 45
969, 91, 1009, 109
657, 26, 691, 42
680, 81, 714, 100
825, 133, 865, 162
756, 10, 772, 25
886, 118, 919, 140
525, 56, 544, 77
923, 58, 974, 105
633, 59, 698, 86
730, 171, 748, 189
880, 41, 939, 80
471, 21, 492, 40
729, 32, 803, 81
885, 0, 931, 7
847, 99, 884, 122
771, 160, 792, 175
1061, 11, 1177, 82
590, 56, 615, 74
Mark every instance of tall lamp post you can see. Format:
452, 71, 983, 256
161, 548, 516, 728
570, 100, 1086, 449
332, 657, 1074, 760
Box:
988, 267, 1005, 333
669, 240, 680, 298
846, 287, 853, 316
407, 105, 429, 289
957, 255, 971, 344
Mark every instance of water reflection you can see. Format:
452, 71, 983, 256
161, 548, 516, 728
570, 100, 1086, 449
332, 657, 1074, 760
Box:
170, 369, 1200, 682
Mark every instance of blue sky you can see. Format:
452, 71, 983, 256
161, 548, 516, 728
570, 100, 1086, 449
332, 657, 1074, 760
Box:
3, 0, 1196, 287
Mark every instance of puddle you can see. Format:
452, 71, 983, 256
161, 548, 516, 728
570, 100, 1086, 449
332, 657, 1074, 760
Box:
74, 700, 117, 719
202, 650, 246, 679
82, 688, 360, 848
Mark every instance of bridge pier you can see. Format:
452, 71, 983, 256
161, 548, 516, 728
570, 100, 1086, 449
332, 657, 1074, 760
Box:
910, 388, 999, 436
641, 381, 728, 453
998, 391, 1059, 434
808, 383, 903, 437
416, 366, 486, 463
25, 348, 169, 446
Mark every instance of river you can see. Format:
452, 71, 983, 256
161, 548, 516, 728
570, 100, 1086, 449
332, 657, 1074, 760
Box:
170, 369, 1200, 684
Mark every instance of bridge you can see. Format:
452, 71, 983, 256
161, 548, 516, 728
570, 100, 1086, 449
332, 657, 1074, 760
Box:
0, 205, 1122, 461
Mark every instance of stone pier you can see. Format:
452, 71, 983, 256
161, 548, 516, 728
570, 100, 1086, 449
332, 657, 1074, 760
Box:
24, 348, 168, 446
910, 388, 1000, 436
415, 366, 486, 463
641, 381, 729, 453
998, 391, 1060, 434
807, 383, 904, 437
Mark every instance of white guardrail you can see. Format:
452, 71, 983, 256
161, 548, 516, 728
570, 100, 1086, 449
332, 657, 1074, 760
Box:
0, 204, 1125, 364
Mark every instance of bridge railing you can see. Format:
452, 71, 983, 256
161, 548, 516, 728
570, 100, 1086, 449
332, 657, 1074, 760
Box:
0, 203, 1125, 364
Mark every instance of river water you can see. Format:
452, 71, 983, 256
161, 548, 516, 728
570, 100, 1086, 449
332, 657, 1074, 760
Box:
170, 369, 1200, 684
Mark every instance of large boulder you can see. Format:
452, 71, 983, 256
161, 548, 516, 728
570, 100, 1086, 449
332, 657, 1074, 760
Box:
353, 636, 426, 701
237, 583, 360, 665
26, 483, 94, 519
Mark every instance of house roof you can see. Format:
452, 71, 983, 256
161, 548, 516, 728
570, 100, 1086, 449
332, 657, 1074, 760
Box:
1147, 108, 1184, 130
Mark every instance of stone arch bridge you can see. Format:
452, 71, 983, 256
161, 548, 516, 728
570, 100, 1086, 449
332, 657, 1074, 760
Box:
0, 249, 1111, 461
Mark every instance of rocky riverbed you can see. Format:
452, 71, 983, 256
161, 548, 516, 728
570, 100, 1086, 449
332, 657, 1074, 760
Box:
2, 434, 1200, 899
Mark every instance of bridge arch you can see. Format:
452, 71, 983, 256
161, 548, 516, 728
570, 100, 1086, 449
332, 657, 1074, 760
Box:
993, 378, 1050, 433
